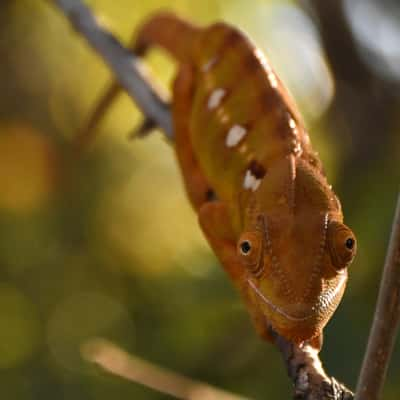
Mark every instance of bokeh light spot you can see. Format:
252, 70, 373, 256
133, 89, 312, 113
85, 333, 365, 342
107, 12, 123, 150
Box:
47, 291, 134, 372
0, 124, 58, 213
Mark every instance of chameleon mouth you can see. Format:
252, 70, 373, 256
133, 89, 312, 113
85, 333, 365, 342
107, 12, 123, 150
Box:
247, 275, 347, 322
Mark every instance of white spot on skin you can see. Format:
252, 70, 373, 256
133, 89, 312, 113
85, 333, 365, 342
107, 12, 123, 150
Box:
254, 48, 271, 72
207, 88, 226, 110
202, 57, 217, 72
254, 49, 277, 89
268, 72, 278, 88
292, 140, 303, 156
252, 179, 262, 191
243, 170, 262, 192
226, 124, 247, 148
289, 117, 299, 136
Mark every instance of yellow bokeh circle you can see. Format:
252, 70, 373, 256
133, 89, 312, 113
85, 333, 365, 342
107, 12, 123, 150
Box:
0, 124, 58, 213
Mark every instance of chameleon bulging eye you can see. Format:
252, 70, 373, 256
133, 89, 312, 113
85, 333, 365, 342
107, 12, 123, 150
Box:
327, 221, 357, 270
237, 231, 264, 273
345, 238, 354, 250
240, 241, 252, 255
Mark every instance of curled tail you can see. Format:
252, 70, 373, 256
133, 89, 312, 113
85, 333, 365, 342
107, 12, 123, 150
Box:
133, 12, 200, 62
76, 13, 198, 151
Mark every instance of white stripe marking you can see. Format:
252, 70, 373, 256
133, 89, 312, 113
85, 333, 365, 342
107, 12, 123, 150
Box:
254, 49, 277, 89
207, 88, 226, 110
226, 124, 247, 148
243, 169, 262, 192
268, 72, 278, 88
289, 117, 299, 136
254, 48, 271, 72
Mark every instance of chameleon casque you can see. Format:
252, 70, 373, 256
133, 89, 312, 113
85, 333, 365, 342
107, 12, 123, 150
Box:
89, 13, 357, 350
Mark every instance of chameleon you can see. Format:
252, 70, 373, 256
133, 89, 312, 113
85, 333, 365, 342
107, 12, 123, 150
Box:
84, 13, 357, 350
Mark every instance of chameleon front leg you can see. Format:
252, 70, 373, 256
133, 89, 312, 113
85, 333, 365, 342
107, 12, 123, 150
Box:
198, 201, 272, 342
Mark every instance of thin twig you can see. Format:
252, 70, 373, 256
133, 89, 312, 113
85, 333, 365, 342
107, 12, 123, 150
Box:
355, 194, 400, 400
51, 0, 173, 141
81, 338, 248, 400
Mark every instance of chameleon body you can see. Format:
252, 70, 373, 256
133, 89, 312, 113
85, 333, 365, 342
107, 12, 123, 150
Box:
92, 13, 357, 348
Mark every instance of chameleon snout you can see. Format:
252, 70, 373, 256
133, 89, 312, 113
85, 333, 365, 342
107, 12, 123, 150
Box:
248, 272, 347, 342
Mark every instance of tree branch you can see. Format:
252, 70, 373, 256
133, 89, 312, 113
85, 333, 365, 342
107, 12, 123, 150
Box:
269, 327, 353, 400
81, 338, 248, 400
51, 0, 173, 140
355, 194, 400, 400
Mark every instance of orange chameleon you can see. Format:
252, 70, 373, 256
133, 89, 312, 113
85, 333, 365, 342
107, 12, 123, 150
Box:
86, 13, 357, 350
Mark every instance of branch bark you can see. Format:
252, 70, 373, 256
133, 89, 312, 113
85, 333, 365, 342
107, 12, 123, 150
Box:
270, 328, 353, 400
51, 0, 173, 140
49, 1, 399, 399
355, 194, 400, 400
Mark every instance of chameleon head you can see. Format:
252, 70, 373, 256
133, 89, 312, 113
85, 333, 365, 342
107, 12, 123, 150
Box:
237, 159, 357, 344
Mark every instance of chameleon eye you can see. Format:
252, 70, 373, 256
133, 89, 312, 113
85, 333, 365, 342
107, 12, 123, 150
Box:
345, 238, 355, 250
327, 221, 357, 270
237, 231, 264, 272
240, 241, 252, 255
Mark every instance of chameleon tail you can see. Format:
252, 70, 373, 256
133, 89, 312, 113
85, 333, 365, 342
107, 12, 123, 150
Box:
133, 12, 200, 62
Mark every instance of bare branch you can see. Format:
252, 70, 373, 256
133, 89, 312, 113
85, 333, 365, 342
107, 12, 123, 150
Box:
355, 194, 400, 400
51, 0, 173, 140
81, 338, 248, 400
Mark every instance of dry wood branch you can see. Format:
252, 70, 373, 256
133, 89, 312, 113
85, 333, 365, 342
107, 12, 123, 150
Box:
51, 0, 172, 144
82, 338, 248, 400
355, 194, 400, 400
50, 1, 393, 399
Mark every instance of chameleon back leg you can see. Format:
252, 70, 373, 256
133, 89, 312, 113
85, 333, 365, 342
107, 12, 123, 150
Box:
76, 81, 121, 150
75, 13, 197, 149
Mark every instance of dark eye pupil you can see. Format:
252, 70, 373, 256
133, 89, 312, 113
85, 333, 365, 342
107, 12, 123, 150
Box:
345, 238, 354, 250
240, 241, 252, 254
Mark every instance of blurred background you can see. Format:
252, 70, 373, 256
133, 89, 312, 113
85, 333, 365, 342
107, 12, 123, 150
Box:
0, 0, 399, 398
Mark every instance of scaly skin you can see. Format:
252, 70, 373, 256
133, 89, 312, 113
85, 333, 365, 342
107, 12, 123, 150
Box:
111, 13, 357, 349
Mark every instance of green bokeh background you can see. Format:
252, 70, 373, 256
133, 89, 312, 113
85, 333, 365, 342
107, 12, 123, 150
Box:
0, 0, 399, 399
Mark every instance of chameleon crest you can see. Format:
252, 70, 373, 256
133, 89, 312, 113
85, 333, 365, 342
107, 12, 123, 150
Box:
91, 13, 357, 349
